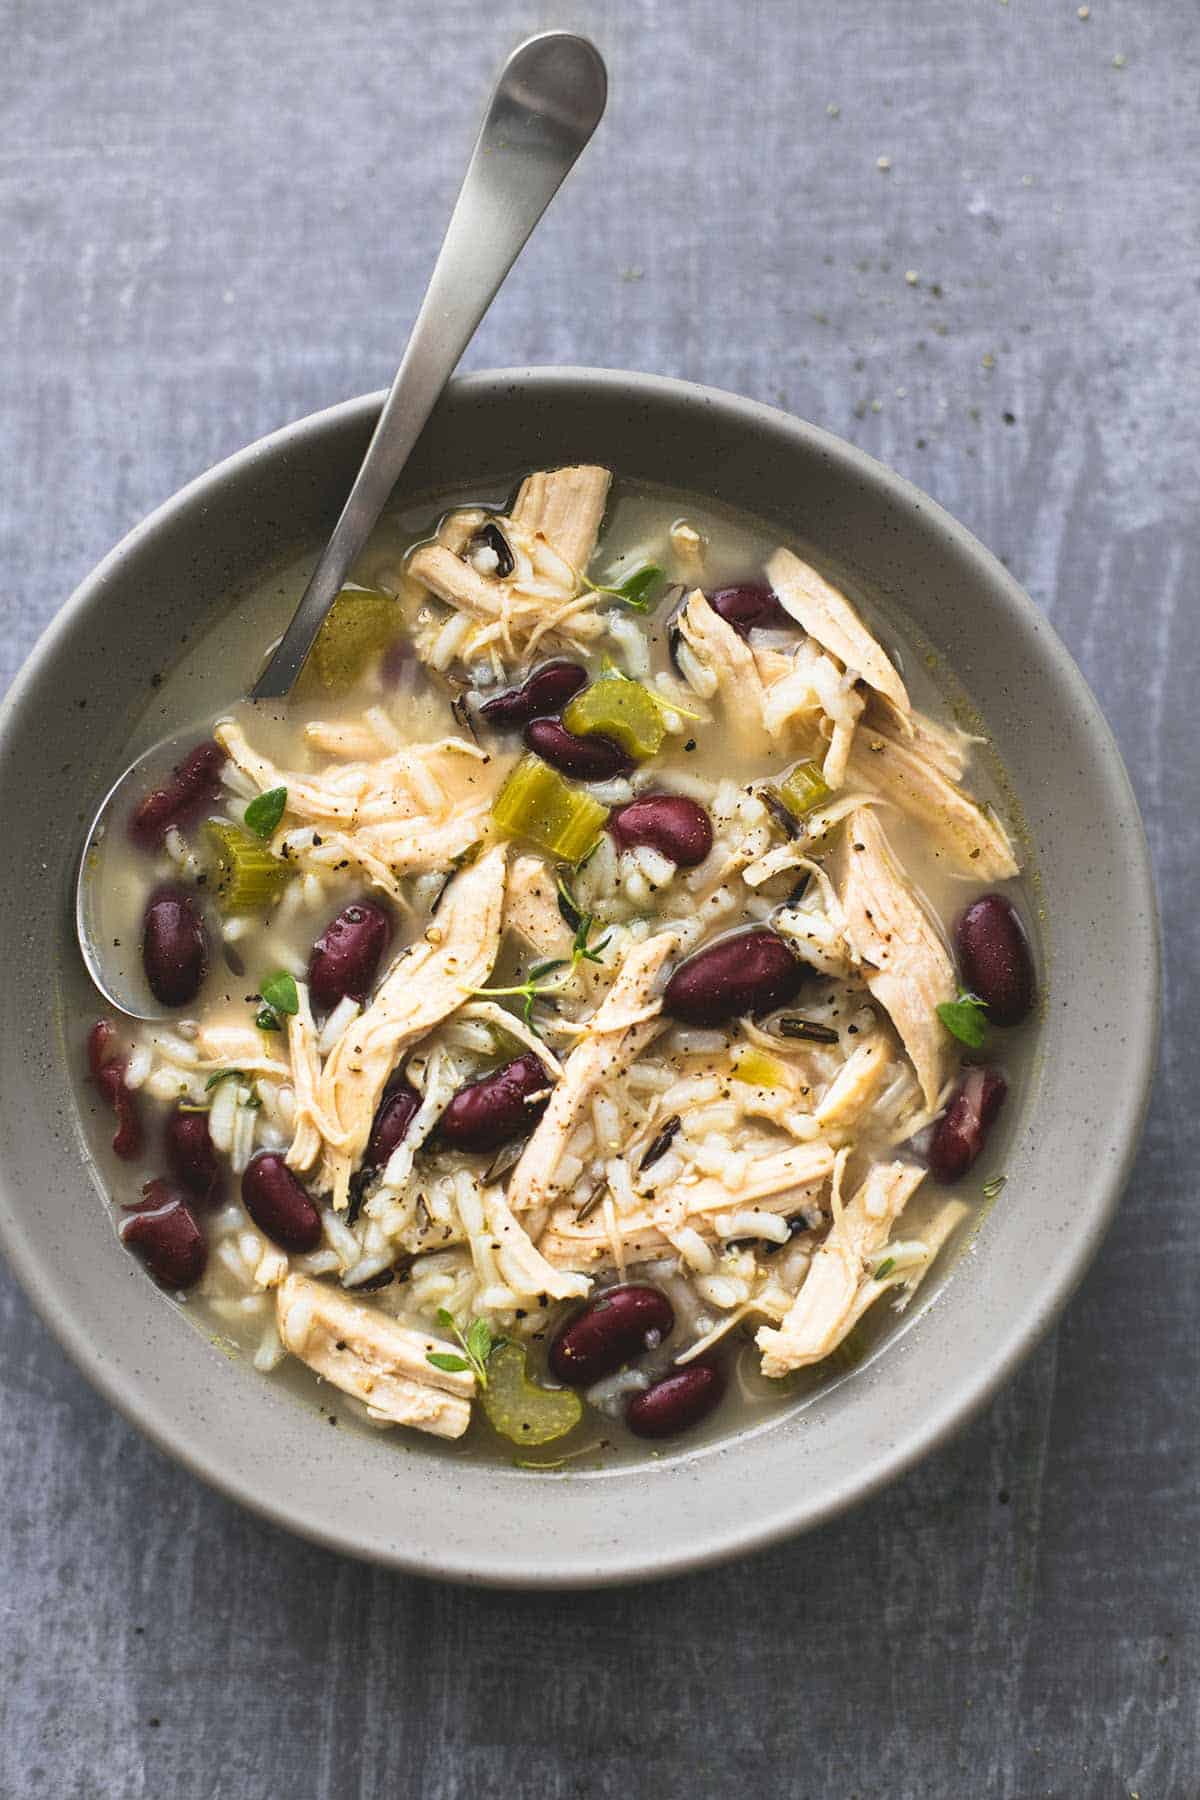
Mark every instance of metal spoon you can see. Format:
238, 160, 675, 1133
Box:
76, 30, 607, 1019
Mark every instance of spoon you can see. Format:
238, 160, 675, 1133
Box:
76, 30, 607, 1020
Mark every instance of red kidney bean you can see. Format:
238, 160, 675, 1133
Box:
308, 900, 391, 1011
366, 1079, 422, 1168
626, 1362, 725, 1439
142, 885, 206, 1007
523, 716, 634, 781
549, 1284, 676, 1387
164, 1107, 223, 1205
707, 584, 792, 637
928, 1066, 1008, 1182
119, 1180, 207, 1288
608, 793, 713, 867
128, 740, 226, 849
663, 928, 807, 1027
242, 1153, 323, 1252
956, 894, 1035, 1027
87, 1020, 143, 1160
436, 1052, 553, 1154
480, 660, 588, 731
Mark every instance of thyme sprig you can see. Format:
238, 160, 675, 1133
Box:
426, 1309, 505, 1388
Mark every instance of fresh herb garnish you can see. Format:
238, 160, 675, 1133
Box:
260, 971, 300, 1017
936, 988, 989, 1049
555, 874, 585, 932
982, 1174, 1007, 1201
205, 1067, 249, 1092
426, 1308, 504, 1388
570, 908, 611, 969
590, 562, 665, 611
470, 913, 608, 1033
873, 1256, 896, 1282
255, 1008, 282, 1032
243, 786, 287, 840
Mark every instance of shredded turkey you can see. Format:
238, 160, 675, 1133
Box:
503, 855, 573, 959
507, 932, 678, 1216
510, 464, 612, 573
846, 713, 1018, 878
837, 807, 957, 1108
275, 1275, 474, 1438
756, 1161, 926, 1374
766, 546, 910, 713
673, 589, 774, 755
315, 846, 507, 1208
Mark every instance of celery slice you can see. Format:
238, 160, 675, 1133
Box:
491, 754, 608, 861
780, 758, 832, 817
731, 1046, 789, 1088
561, 676, 667, 761
300, 587, 400, 695
205, 821, 291, 914
481, 1342, 583, 1446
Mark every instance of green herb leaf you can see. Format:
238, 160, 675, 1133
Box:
936, 990, 989, 1049
591, 563, 665, 611
435, 1307, 455, 1329
205, 1067, 248, 1092
243, 786, 287, 840
466, 1317, 494, 1364
982, 1174, 1007, 1201
431, 1308, 504, 1389
873, 1256, 896, 1282
260, 971, 299, 1017
426, 1351, 471, 1374
255, 1008, 282, 1032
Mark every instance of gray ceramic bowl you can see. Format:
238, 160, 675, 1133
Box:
0, 370, 1159, 1586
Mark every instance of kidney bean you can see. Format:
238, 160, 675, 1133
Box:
242, 1153, 323, 1252
142, 885, 206, 1007
308, 900, 391, 1011
956, 894, 1035, 1027
119, 1180, 207, 1288
626, 1362, 725, 1439
164, 1107, 222, 1205
128, 740, 226, 849
523, 716, 634, 781
87, 1020, 143, 1160
928, 1066, 1008, 1182
436, 1052, 553, 1155
663, 928, 807, 1027
549, 1285, 676, 1387
608, 793, 713, 867
480, 660, 588, 731
707, 584, 792, 637
365, 1079, 422, 1170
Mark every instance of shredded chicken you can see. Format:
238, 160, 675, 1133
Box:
507, 933, 678, 1215
847, 714, 1018, 878
814, 1033, 892, 1132
510, 465, 612, 572
837, 808, 956, 1109
673, 590, 774, 755
315, 846, 507, 1208
483, 1187, 592, 1302
275, 1275, 473, 1438
756, 1161, 926, 1374
766, 547, 910, 713
503, 856, 573, 959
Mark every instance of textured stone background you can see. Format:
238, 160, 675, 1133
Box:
1, 2, 1196, 1795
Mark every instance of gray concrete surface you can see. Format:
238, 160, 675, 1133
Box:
1, 1, 1196, 1794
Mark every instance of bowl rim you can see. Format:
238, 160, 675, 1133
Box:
0, 367, 1161, 1585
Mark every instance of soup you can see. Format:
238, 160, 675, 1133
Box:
78, 466, 1038, 1463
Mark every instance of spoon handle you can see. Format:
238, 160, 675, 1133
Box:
251, 31, 607, 701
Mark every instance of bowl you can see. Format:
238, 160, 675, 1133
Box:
0, 370, 1159, 1586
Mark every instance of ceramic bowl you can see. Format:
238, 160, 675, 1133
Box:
0, 370, 1159, 1586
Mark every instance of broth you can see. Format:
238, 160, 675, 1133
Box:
73, 471, 1039, 1467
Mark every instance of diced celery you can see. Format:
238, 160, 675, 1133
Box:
205, 821, 291, 914
491, 754, 608, 861
300, 587, 400, 695
731, 1046, 789, 1088
481, 1342, 583, 1446
780, 758, 832, 817
561, 675, 667, 760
